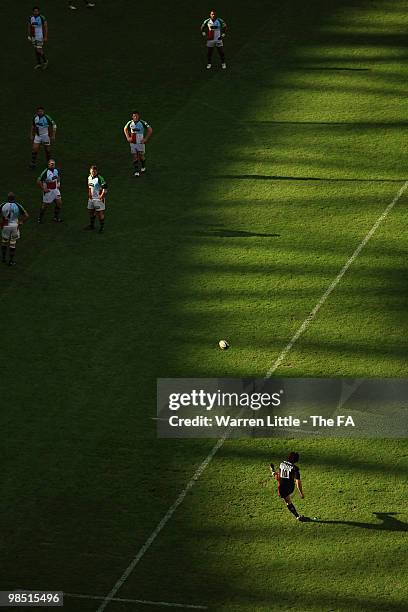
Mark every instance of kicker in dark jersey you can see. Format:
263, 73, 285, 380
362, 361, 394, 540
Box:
270, 452, 307, 522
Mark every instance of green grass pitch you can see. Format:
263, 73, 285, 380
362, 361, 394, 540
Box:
1, 1, 407, 610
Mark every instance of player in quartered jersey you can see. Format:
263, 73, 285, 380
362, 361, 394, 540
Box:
123, 112, 153, 177
37, 159, 63, 223
30, 107, 57, 169
27, 6, 48, 70
1, 193, 29, 267
85, 166, 107, 233
201, 10, 227, 70
270, 452, 306, 522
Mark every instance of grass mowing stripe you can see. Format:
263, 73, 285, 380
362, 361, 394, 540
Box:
97, 179, 408, 610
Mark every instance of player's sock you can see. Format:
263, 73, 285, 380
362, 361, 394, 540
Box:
98, 219, 105, 233
35, 50, 42, 65
38, 207, 46, 222
45, 149, 51, 162
31, 151, 38, 167
54, 206, 61, 221
286, 502, 299, 518
8, 247, 16, 264
90, 215, 96, 228
1, 245, 7, 262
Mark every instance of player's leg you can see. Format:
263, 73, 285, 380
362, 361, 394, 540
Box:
283, 494, 305, 521
8, 234, 18, 266
133, 152, 141, 176
44, 144, 52, 163
97, 210, 105, 233
30, 141, 40, 169
216, 44, 226, 69
34, 41, 47, 68
1, 232, 8, 263
207, 45, 214, 69
85, 199, 96, 229
53, 196, 63, 222
38, 201, 48, 223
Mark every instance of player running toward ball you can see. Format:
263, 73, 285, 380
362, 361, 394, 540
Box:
201, 10, 227, 70
27, 6, 48, 70
30, 107, 57, 169
1, 193, 29, 267
270, 452, 306, 522
85, 165, 107, 233
123, 112, 153, 177
37, 159, 63, 223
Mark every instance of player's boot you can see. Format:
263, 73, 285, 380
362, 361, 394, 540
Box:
222, 63, 227, 69
98, 226, 104, 234
296, 515, 307, 522
42, 61, 49, 70
8, 261, 17, 267
86, 2, 96, 6
134, 171, 140, 177
206, 64, 212, 69
68, 4, 77, 8
140, 167, 146, 173
34, 63, 42, 70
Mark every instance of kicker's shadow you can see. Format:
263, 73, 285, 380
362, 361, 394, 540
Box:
314, 512, 408, 532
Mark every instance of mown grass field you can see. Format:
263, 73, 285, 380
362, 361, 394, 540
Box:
1, 1, 407, 610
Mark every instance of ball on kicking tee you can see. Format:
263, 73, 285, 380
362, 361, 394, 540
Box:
218, 340, 230, 350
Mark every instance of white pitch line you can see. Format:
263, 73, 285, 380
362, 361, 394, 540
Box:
265, 179, 408, 377
97, 180, 408, 611
96, 437, 225, 612
64, 591, 207, 609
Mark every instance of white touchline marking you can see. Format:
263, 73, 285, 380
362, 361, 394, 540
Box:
96, 438, 225, 611
97, 180, 408, 610
265, 179, 408, 377
64, 591, 207, 609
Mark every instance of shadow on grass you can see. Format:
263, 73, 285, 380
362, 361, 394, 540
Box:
313, 511, 408, 531
193, 228, 281, 238
214, 174, 404, 183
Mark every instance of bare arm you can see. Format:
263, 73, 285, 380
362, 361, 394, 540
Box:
295, 478, 304, 498
143, 126, 153, 144
43, 21, 48, 42
123, 124, 132, 142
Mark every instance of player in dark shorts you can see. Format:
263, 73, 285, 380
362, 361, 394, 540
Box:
270, 452, 306, 522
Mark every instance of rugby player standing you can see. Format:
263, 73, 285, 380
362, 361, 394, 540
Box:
123, 112, 153, 177
85, 165, 107, 233
37, 159, 63, 223
270, 452, 306, 521
30, 107, 57, 169
201, 10, 227, 70
27, 6, 48, 70
1, 193, 29, 267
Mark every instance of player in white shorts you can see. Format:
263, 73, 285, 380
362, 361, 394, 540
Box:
30, 107, 57, 169
201, 10, 227, 69
1, 193, 29, 267
27, 6, 48, 70
123, 112, 153, 176
85, 166, 107, 233
37, 159, 63, 223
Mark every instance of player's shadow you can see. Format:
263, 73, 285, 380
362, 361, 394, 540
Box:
215, 174, 403, 183
194, 228, 280, 238
313, 512, 408, 532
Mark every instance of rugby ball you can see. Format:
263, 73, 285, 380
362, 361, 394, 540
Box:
218, 340, 230, 350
